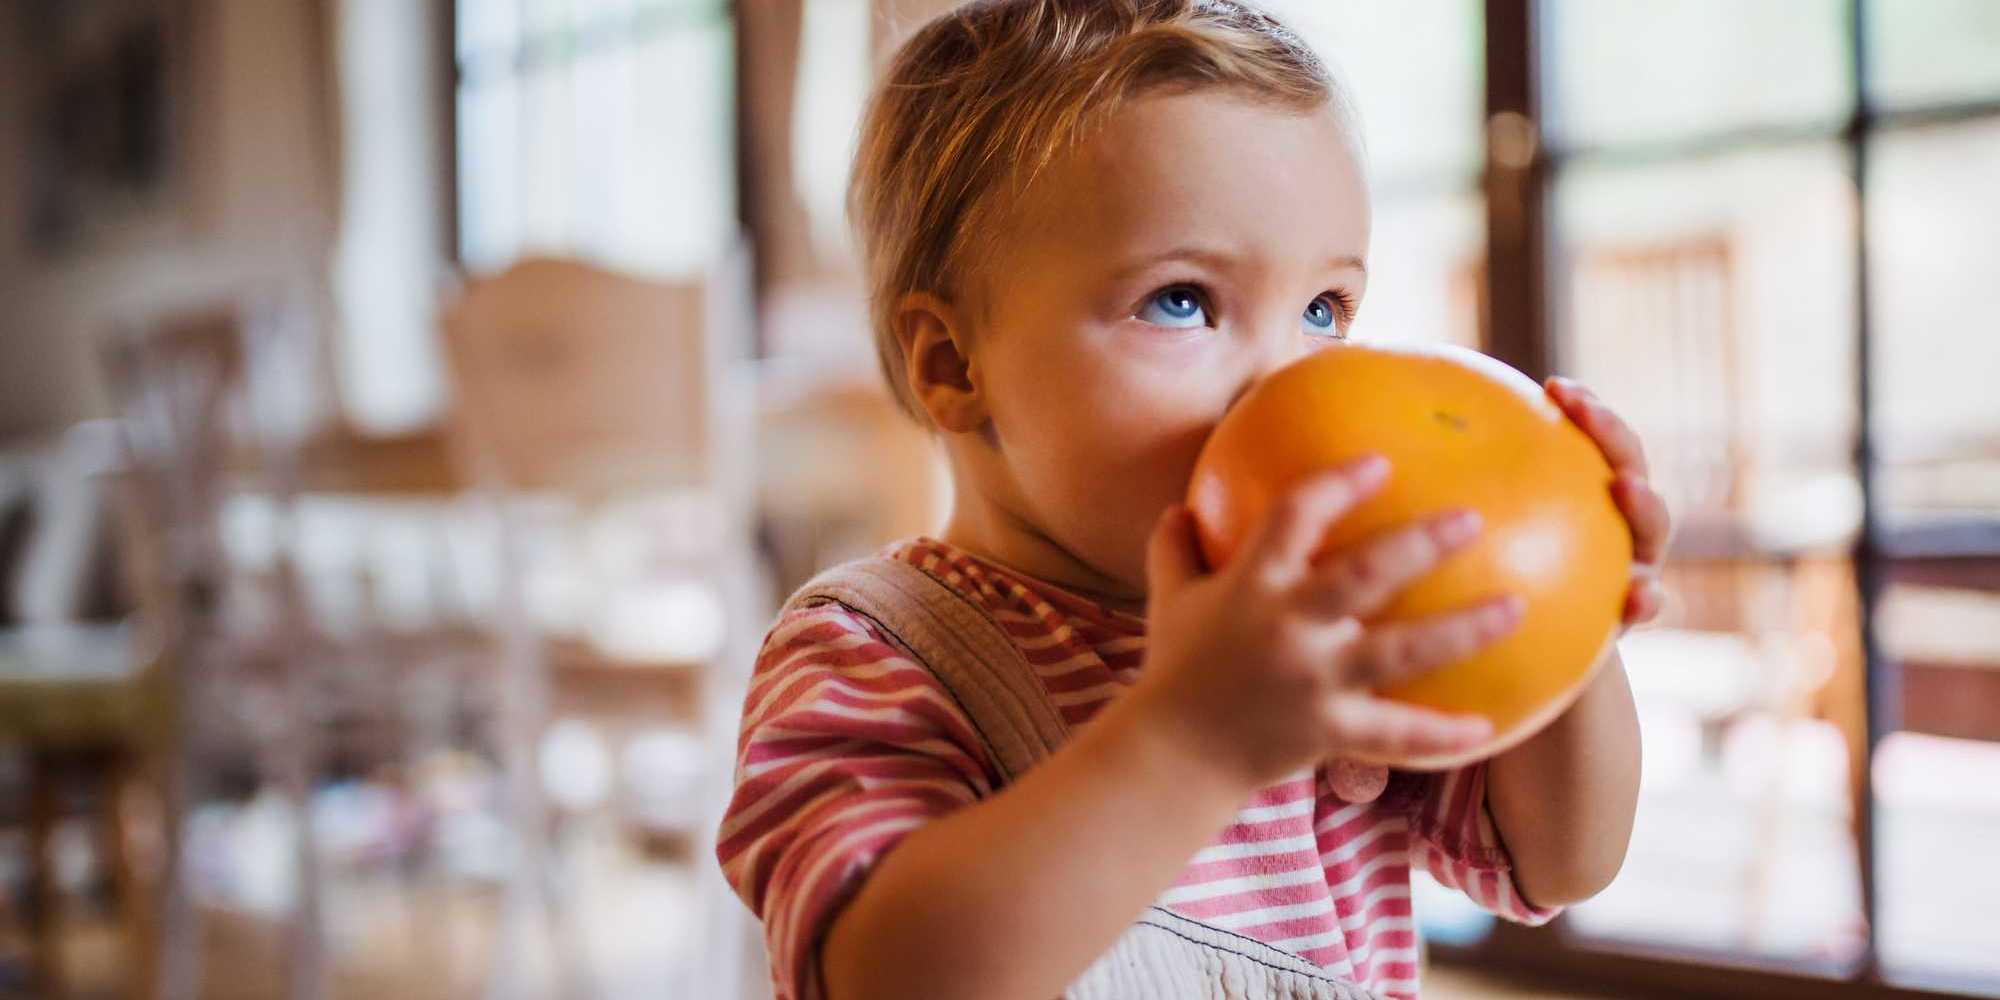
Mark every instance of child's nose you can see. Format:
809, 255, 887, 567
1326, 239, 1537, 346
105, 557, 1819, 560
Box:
1224, 330, 1312, 410
1248, 326, 1313, 380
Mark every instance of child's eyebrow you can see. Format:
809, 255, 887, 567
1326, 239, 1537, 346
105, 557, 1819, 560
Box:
1107, 246, 1368, 282
1107, 245, 1241, 280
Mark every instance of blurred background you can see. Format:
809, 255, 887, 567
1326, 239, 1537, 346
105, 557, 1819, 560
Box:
0, 1, 1995, 997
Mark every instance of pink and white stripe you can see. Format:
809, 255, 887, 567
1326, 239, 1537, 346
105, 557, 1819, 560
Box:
718, 539, 1557, 1000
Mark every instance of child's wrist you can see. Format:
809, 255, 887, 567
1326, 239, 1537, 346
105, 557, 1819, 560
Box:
1099, 685, 1260, 808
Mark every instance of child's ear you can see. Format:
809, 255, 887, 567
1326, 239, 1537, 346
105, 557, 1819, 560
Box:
894, 292, 989, 434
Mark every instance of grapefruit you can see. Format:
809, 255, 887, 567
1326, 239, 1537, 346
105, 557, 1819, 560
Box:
1187, 341, 1631, 769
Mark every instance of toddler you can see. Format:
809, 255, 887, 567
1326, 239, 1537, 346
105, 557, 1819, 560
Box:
718, 2, 1670, 998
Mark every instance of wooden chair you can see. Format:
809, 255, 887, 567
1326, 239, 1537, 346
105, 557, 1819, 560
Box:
439, 255, 764, 1000
756, 367, 948, 598
97, 300, 353, 1000
0, 427, 149, 1000
1564, 233, 1876, 947
1568, 234, 1747, 534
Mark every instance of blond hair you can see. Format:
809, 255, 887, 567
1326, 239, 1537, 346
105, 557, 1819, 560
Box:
850, 0, 1339, 424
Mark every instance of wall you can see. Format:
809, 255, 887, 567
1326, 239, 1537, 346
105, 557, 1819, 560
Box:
0, 0, 341, 440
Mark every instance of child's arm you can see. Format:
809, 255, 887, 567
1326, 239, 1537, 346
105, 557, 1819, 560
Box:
819, 677, 1252, 1000
1486, 652, 1642, 906
1482, 377, 1671, 907
819, 461, 1523, 1000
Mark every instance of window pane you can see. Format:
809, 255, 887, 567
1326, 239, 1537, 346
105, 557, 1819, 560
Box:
570, 0, 637, 32
1876, 728, 2000, 982
458, 76, 523, 271
1266, 0, 1484, 181
1544, 0, 1851, 150
1867, 0, 2000, 108
1869, 118, 2000, 521
622, 23, 736, 274
518, 58, 577, 250
522, 0, 573, 40
455, 12, 735, 276
1568, 560, 1866, 961
1879, 583, 2000, 746
565, 44, 631, 259
335, 0, 450, 431
1552, 149, 1866, 960
1353, 192, 1483, 350
794, 0, 874, 264
1554, 146, 1859, 547
457, 0, 525, 65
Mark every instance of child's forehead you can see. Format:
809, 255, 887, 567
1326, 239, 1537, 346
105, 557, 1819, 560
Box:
1004, 90, 1368, 258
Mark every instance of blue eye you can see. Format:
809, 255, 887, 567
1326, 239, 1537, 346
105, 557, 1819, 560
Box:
1136, 285, 1210, 328
1303, 293, 1346, 336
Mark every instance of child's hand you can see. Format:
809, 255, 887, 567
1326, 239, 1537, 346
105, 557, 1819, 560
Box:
1128, 457, 1522, 792
1545, 377, 1673, 628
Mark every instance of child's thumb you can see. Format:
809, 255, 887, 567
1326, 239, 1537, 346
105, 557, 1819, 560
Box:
1146, 504, 1204, 596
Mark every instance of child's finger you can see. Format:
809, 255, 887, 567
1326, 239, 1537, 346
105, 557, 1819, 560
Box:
1548, 377, 1650, 479
1323, 694, 1493, 761
1613, 474, 1672, 566
1347, 595, 1525, 690
1624, 572, 1666, 625
1239, 456, 1389, 587
1296, 509, 1482, 619
1146, 504, 1205, 596
1545, 375, 1595, 422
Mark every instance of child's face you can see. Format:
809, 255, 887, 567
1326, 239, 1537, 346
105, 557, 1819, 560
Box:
952, 88, 1370, 598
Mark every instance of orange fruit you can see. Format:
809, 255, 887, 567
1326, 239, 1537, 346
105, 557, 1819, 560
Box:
1186, 341, 1631, 769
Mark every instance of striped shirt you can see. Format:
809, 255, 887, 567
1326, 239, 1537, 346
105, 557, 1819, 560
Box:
718, 537, 1557, 1000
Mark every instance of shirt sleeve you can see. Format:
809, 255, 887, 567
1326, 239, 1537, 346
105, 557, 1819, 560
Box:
715, 603, 997, 1000
1400, 764, 1561, 926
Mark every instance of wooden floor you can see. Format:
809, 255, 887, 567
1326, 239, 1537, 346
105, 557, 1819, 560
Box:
1, 941, 1608, 1000
3, 912, 1611, 1000
1426, 964, 1610, 999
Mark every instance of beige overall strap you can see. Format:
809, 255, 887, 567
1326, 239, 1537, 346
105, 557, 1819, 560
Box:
786, 557, 1068, 781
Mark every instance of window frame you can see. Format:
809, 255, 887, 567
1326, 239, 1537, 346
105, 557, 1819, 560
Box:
1459, 2, 2000, 996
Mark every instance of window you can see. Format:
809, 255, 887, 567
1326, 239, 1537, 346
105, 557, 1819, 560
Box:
454, 0, 736, 276
1553, 147, 1868, 963
1543, 0, 1851, 150
336, 0, 452, 431
791, 0, 873, 267
1436, 3, 2000, 995
1866, 0, 2000, 109
1869, 118, 2000, 522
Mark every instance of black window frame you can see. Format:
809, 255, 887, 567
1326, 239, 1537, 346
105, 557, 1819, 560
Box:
1456, 2, 2000, 997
